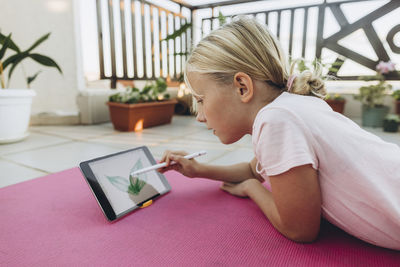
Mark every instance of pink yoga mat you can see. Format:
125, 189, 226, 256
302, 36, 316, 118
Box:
1, 168, 399, 266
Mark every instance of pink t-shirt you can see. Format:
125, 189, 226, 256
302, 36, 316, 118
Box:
252, 92, 400, 250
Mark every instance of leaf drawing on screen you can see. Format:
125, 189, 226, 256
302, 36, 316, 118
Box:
106, 158, 148, 196
128, 175, 146, 195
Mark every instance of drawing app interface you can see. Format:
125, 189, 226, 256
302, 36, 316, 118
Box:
89, 149, 167, 215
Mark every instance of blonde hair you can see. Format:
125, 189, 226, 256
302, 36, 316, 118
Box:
185, 16, 326, 101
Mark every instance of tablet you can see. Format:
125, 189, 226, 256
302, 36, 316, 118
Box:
79, 146, 171, 222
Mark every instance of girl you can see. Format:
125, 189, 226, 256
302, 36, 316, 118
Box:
159, 17, 400, 250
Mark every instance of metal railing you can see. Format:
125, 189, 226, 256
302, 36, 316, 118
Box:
95, 0, 400, 87
201, 0, 400, 80
96, 0, 192, 87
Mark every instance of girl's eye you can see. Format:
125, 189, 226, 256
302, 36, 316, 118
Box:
196, 99, 203, 104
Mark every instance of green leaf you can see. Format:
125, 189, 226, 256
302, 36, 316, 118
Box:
7, 53, 29, 80
130, 159, 143, 174
218, 11, 226, 25
127, 158, 148, 195
0, 32, 20, 52
392, 90, 400, 100
27, 33, 51, 53
29, 53, 62, 74
141, 85, 152, 94
130, 159, 148, 182
110, 78, 168, 104
156, 77, 167, 91
106, 176, 130, 192
0, 34, 11, 60
128, 177, 146, 195
2, 51, 28, 70
162, 22, 192, 42
109, 92, 123, 102
27, 70, 42, 86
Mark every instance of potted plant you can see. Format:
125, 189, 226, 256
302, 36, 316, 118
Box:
354, 61, 395, 127
0, 32, 62, 143
294, 58, 346, 113
392, 90, 400, 116
107, 78, 177, 131
383, 114, 399, 133
324, 93, 346, 114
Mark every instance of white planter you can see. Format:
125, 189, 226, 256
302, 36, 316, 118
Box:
0, 89, 36, 144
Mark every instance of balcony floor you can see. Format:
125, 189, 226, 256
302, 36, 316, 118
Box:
1, 115, 400, 189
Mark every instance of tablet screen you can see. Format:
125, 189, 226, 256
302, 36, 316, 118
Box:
87, 148, 168, 216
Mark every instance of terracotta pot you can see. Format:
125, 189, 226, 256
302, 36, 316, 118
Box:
107, 99, 177, 131
395, 100, 400, 115
325, 99, 346, 114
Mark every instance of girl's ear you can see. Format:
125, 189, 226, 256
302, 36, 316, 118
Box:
233, 72, 254, 103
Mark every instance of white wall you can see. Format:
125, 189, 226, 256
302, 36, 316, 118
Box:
0, 0, 83, 115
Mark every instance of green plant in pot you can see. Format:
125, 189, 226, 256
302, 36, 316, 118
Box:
354, 61, 395, 127
107, 78, 177, 132
0, 32, 62, 143
392, 90, 400, 116
325, 93, 346, 114
292, 58, 346, 113
109, 78, 170, 104
383, 114, 399, 133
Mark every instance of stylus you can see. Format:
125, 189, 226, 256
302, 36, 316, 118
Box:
130, 150, 207, 177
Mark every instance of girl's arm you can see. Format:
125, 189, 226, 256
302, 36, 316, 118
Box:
199, 158, 264, 183
223, 164, 321, 242
160, 150, 264, 183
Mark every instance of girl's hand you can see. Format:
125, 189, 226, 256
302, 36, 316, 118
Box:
158, 150, 201, 178
220, 179, 258, 198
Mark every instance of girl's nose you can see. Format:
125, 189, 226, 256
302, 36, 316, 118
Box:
196, 112, 206, 123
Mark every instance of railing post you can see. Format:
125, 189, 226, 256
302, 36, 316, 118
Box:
141, 0, 147, 78
96, 0, 105, 79
150, 5, 155, 78
131, 0, 138, 78
301, 8, 308, 58
120, 0, 128, 78
108, 0, 117, 87
315, 0, 326, 59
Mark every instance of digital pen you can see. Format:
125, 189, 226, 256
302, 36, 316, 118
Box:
130, 150, 207, 177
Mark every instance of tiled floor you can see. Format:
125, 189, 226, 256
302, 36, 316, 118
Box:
1, 115, 399, 189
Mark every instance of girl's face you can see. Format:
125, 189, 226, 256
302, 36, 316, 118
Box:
188, 72, 246, 144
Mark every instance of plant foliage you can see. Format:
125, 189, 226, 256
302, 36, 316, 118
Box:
163, 22, 192, 42
384, 114, 400, 122
218, 11, 226, 25
0, 31, 62, 89
392, 90, 400, 101
293, 58, 343, 77
354, 73, 393, 108
292, 58, 344, 100
109, 77, 170, 104
106, 159, 148, 196
325, 93, 345, 101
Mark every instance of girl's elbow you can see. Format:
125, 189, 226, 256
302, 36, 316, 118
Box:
284, 227, 320, 243
288, 232, 319, 243
278, 216, 321, 243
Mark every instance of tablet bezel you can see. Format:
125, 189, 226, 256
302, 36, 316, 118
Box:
79, 146, 171, 222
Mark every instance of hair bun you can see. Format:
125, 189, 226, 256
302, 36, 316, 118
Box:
291, 70, 326, 98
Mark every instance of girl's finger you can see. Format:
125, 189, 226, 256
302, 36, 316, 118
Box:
160, 150, 171, 164
174, 151, 188, 156
220, 184, 230, 192
159, 165, 174, 173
